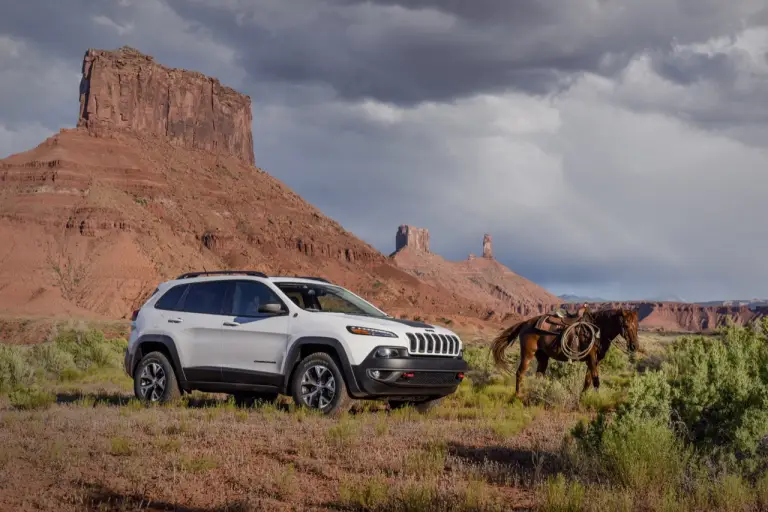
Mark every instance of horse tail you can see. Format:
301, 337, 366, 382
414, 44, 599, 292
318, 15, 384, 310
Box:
490, 320, 527, 373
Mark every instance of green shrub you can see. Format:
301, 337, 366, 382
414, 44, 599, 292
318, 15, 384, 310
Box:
29, 343, 77, 376
600, 344, 632, 374
1, 327, 128, 398
564, 321, 768, 508
9, 387, 55, 410
661, 321, 768, 458
53, 328, 127, 371
0, 345, 35, 392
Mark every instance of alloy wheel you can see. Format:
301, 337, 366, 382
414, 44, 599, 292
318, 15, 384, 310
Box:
139, 362, 166, 401
300, 365, 336, 409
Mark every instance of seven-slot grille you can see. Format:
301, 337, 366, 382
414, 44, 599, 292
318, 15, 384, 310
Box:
406, 332, 461, 356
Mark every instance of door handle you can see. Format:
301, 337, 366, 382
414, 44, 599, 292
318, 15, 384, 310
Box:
223, 322, 240, 327
168, 318, 182, 324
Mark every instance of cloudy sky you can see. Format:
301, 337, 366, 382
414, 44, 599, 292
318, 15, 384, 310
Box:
1, 0, 767, 302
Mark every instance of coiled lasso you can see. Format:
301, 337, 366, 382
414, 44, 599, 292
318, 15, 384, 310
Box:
560, 321, 600, 361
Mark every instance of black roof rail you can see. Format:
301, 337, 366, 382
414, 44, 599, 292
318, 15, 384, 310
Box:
175, 270, 268, 280
297, 276, 332, 283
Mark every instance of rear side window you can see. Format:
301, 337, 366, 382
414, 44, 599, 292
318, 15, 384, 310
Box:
179, 281, 230, 315
154, 284, 188, 311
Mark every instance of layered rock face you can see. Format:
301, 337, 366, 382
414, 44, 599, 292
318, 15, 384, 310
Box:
395, 225, 430, 252
78, 46, 255, 166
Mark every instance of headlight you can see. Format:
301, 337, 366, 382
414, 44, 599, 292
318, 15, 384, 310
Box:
374, 347, 407, 358
346, 326, 398, 338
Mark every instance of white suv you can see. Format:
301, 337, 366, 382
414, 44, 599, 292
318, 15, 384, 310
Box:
124, 270, 467, 415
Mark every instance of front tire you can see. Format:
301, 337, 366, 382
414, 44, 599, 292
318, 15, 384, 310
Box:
290, 352, 350, 416
133, 351, 181, 404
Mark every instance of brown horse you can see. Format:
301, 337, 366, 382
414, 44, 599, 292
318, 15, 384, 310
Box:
490, 308, 640, 398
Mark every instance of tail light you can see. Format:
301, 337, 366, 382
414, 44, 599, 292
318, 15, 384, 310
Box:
131, 310, 139, 322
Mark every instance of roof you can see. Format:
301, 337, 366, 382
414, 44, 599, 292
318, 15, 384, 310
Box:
165, 271, 336, 286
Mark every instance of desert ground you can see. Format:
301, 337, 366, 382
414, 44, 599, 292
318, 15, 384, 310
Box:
2, 317, 766, 512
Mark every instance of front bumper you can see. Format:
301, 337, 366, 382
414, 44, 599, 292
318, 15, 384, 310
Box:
351, 348, 468, 398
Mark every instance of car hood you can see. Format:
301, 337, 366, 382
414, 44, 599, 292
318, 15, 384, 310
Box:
322, 312, 442, 332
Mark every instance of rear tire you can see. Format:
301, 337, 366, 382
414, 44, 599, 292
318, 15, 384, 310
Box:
290, 352, 351, 416
133, 351, 181, 404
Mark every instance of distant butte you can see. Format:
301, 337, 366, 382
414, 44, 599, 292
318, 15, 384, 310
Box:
391, 226, 561, 319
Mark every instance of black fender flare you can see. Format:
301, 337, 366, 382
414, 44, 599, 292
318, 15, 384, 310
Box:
134, 334, 188, 386
281, 337, 361, 395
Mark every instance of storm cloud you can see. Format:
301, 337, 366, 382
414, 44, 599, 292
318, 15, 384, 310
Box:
1, 0, 767, 301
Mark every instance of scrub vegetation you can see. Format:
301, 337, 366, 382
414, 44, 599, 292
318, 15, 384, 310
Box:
1, 320, 765, 511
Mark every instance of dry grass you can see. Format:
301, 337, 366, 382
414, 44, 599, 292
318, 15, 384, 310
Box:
0, 328, 702, 511
0, 391, 570, 510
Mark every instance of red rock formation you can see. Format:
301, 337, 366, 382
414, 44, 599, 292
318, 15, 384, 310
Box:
560, 301, 767, 333
392, 229, 561, 317
482, 234, 493, 259
395, 225, 430, 253
78, 46, 255, 166
0, 48, 498, 324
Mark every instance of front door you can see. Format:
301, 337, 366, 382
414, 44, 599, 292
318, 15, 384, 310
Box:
218, 280, 291, 386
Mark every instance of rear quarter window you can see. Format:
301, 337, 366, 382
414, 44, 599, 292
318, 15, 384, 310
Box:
154, 284, 188, 311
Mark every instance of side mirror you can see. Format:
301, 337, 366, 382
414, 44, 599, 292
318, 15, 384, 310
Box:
259, 302, 285, 315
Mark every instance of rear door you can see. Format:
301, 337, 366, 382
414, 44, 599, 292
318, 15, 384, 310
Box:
218, 280, 292, 382
157, 279, 230, 383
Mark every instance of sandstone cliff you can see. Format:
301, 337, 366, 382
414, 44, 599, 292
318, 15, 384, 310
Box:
395, 225, 430, 253
78, 46, 255, 166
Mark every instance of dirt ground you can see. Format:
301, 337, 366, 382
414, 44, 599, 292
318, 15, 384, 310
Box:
0, 390, 582, 511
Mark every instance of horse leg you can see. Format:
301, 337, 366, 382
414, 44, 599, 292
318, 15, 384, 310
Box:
535, 351, 549, 378
582, 366, 592, 394
581, 351, 599, 394
592, 358, 601, 390
515, 336, 536, 399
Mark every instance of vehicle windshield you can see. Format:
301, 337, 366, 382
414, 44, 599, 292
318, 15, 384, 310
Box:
274, 282, 388, 318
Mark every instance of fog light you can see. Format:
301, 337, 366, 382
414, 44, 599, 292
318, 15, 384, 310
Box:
371, 370, 381, 379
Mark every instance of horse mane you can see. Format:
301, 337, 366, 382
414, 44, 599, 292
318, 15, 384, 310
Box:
586, 307, 622, 322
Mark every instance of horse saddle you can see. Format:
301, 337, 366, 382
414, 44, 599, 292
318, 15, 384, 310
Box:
535, 308, 586, 336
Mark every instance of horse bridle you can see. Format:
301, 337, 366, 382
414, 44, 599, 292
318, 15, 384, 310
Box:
619, 314, 637, 351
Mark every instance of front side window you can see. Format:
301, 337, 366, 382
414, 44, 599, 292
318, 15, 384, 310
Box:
227, 281, 285, 317
179, 281, 229, 315
274, 282, 387, 318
